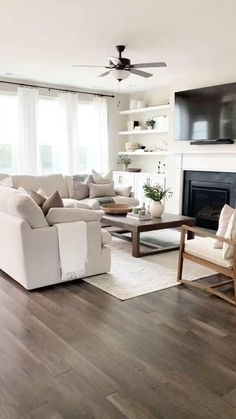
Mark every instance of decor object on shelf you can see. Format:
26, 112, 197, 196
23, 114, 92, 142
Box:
127, 168, 142, 173
145, 118, 156, 130
101, 203, 132, 215
137, 100, 145, 109
129, 99, 137, 109
117, 155, 132, 171
143, 183, 172, 218
125, 142, 140, 153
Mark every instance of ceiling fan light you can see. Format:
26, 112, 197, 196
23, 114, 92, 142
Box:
112, 69, 130, 81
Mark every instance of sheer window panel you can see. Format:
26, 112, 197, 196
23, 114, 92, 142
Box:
76, 101, 97, 172
0, 93, 19, 173
37, 97, 65, 174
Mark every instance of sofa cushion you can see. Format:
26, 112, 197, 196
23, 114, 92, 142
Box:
214, 204, 234, 249
46, 208, 103, 225
62, 198, 90, 209
0, 186, 48, 228
92, 169, 112, 184
42, 191, 64, 215
6, 174, 68, 198
101, 229, 112, 245
185, 236, 233, 268
89, 182, 115, 199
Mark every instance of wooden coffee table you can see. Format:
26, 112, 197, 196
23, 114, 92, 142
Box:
102, 213, 196, 258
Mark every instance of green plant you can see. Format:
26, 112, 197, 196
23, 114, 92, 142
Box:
145, 118, 156, 129
143, 183, 172, 202
117, 155, 132, 166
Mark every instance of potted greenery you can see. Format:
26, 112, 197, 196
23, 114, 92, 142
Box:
117, 155, 132, 171
143, 183, 172, 217
145, 118, 156, 130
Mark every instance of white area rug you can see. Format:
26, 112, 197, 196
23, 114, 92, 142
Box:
83, 230, 215, 300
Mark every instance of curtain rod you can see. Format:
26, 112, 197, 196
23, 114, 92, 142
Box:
0, 79, 115, 98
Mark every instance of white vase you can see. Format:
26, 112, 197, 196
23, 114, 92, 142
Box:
149, 201, 164, 218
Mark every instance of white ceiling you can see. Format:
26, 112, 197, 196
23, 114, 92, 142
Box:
1, 0, 236, 93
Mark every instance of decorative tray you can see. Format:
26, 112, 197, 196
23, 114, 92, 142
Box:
101, 204, 132, 215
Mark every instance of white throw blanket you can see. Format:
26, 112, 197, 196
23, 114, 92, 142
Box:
55, 221, 87, 281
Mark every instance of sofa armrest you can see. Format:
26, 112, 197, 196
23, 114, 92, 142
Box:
46, 207, 103, 225
181, 224, 236, 246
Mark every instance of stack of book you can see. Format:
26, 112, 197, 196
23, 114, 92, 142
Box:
127, 212, 152, 220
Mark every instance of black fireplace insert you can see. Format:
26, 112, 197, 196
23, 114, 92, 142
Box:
182, 171, 236, 230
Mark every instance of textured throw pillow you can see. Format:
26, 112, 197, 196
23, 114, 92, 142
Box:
89, 182, 115, 198
223, 210, 236, 259
214, 204, 234, 249
92, 169, 112, 184
115, 185, 132, 197
42, 191, 64, 215
31, 190, 47, 207
72, 175, 93, 200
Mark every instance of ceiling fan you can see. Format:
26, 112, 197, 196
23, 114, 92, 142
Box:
72, 45, 167, 82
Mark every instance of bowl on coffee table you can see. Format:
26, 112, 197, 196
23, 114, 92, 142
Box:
101, 204, 132, 215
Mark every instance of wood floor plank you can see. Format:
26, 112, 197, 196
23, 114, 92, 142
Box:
0, 270, 235, 418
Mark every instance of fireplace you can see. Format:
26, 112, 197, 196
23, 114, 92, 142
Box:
182, 171, 236, 230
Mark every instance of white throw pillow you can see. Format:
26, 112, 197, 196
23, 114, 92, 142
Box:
214, 204, 234, 249
223, 210, 236, 259
89, 182, 115, 198
46, 208, 103, 225
115, 185, 132, 197
92, 169, 112, 184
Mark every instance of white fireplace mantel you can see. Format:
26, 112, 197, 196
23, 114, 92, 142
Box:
166, 150, 236, 214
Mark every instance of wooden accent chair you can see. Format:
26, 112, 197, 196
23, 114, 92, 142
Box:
177, 225, 236, 306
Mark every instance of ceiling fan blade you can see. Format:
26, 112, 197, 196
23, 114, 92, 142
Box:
98, 70, 110, 77
132, 62, 167, 68
108, 56, 122, 66
130, 68, 153, 78
72, 65, 106, 68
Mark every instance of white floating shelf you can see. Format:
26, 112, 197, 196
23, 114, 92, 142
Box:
119, 129, 168, 135
118, 151, 168, 156
119, 104, 169, 115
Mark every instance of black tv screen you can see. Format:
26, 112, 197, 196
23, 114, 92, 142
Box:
175, 82, 236, 141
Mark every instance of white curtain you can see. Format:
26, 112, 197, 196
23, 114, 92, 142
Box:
18, 87, 39, 174
59, 92, 78, 175
92, 96, 109, 172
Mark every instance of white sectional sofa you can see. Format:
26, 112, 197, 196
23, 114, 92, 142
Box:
0, 173, 139, 209
0, 183, 112, 290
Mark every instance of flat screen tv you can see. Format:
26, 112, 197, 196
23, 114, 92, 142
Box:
175, 82, 236, 142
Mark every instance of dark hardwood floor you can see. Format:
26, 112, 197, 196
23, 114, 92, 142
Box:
0, 271, 235, 419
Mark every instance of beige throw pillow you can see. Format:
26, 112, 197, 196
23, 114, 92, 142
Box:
223, 210, 236, 259
89, 182, 115, 199
42, 191, 64, 215
92, 169, 112, 184
214, 204, 234, 249
31, 190, 46, 207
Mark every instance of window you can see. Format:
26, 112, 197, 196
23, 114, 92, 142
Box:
37, 97, 65, 174
0, 93, 19, 173
76, 101, 97, 172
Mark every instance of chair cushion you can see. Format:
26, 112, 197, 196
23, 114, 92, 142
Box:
214, 204, 234, 249
185, 236, 233, 268
223, 210, 236, 259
